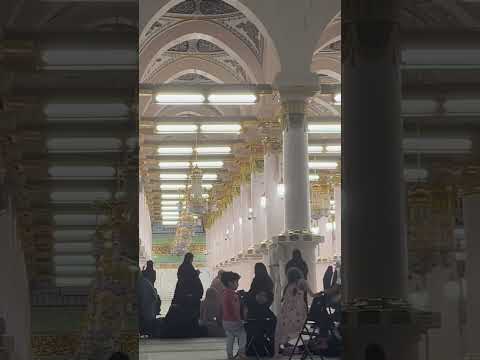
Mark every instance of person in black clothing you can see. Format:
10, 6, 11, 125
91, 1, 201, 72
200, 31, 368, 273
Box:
108, 352, 129, 360
165, 252, 205, 337
137, 270, 161, 336
285, 249, 308, 280
323, 265, 334, 291
245, 263, 276, 357
142, 260, 156, 285
248, 263, 274, 314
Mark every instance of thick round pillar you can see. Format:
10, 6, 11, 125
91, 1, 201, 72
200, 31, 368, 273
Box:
281, 98, 311, 232
342, 2, 407, 302
341, 2, 420, 359
463, 193, 480, 360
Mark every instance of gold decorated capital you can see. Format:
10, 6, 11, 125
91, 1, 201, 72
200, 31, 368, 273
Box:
262, 136, 282, 155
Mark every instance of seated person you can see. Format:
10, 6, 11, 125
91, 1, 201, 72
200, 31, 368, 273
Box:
137, 270, 160, 337
245, 263, 276, 357
200, 288, 225, 337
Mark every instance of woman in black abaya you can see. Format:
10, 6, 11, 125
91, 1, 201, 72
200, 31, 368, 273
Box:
165, 252, 204, 337
245, 263, 276, 357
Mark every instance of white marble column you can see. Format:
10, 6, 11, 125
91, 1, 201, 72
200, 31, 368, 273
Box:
232, 195, 242, 257
463, 193, 480, 360
264, 139, 285, 241
279, 91, 318, 292
251, 171, 266, 247
240, 183, 253, 254
281, 98, 311, 232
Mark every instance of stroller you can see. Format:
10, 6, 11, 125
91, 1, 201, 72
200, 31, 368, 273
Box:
288, 293, 342, 360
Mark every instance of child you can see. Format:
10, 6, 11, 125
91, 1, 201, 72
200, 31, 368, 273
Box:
221, 271, 247, 360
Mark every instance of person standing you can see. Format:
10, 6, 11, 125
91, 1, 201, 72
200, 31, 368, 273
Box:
142, 260, 156, 285
323, 265, 334, 291
274, 268, 321, 358
222, 271, 247, 360
246, 263, 276, 357
285, 249, 309, 280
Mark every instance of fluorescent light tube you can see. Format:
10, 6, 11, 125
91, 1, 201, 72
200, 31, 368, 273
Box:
326, 145, 341, 153
157, 147, 193, 155
160, 173, 188, 180
309, 161, 338, 169
158, 162, 190, 169
308, 145, 324, 154
208, 93, 257, 104
195, 146, 231, 154
155, 93, 205, 104
308, 124, 341, 134
160, 184, 186, 190
162, 200, 180, 205
161, 194, 185, 199
200, 124, 242, 134
156, 124, 198, 134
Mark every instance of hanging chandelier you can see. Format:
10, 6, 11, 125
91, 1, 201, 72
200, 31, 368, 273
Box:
189, 165, 206, 215
171, 198, 195, 256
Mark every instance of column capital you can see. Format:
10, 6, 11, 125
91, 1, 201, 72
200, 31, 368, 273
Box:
262, 136, 282, 154
277, 85, 318, 104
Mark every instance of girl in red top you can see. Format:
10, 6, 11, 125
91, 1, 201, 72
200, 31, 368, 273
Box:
221, 271, 247, 360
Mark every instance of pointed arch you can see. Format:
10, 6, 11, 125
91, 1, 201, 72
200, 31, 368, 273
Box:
140, 20, 263, 83
148, 56, 240, 84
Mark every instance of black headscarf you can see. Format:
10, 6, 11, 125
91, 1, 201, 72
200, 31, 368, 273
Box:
172, 252, 203, 305
285, 249, 308, 280
142, 260, 156, 285
323, 265, 334, 290
249, 262, 274, 296
177, 252, 196, 282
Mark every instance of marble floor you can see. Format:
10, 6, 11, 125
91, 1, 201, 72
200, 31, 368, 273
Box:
140, 338, 338, 360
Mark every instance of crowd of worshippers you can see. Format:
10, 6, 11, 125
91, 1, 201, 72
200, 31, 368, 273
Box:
137, 250, 341, 358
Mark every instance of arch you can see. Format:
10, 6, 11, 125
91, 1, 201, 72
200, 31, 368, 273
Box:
311, 96, 340, 116
86, 16, 137, 30
166, 69, 222, 84
148, 56, 240, 84
311, 55, 341, 81
140, 20, 263, 83
314, 15, 341, 54
140, 0, 280, 70
156, 104, 228, 117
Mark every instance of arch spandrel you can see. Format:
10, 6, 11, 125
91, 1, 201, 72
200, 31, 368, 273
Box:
140, 19, 263, 84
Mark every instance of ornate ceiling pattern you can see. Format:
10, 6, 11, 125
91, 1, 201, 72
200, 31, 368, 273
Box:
141, 4, 264, 65
168, 0, 239, 16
